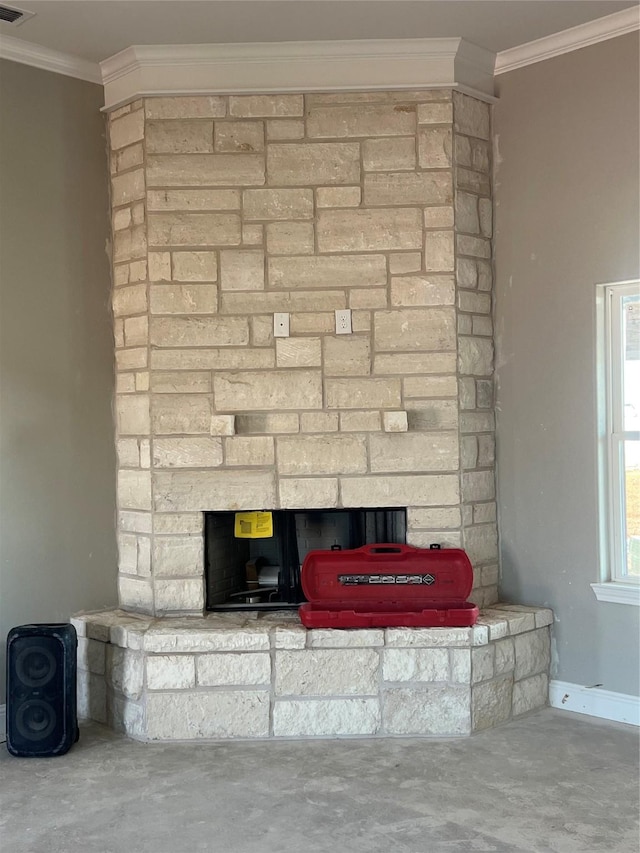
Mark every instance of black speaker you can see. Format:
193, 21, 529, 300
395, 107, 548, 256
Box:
6, 623, 78, 757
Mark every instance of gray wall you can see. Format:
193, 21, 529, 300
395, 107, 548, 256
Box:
493, 34, 640, 696
0, 60, 117, 704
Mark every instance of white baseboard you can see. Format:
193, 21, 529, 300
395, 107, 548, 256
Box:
550, 680, 639, 726
0, 705, 6, 743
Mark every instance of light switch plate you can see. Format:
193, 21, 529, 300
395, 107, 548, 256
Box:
273, 312, 290, 337
335, 309, 352, 335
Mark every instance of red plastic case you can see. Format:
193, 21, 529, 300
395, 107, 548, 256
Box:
299, 543, 478, 628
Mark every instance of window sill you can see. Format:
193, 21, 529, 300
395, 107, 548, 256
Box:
591, 583, 640, 606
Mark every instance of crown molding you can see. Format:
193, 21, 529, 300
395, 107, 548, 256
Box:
100, 38, 497, 111
0, 33, 101, 83
495, 5, 640, 75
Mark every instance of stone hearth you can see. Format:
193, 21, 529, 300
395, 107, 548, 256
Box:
74, 605, 552, 741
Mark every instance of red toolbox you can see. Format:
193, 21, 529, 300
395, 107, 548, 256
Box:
299, 543, 478, 629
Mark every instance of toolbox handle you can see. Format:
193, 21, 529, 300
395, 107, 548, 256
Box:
359, 544, 417, 557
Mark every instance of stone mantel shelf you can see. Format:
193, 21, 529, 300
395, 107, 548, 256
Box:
73, 604, 553, 741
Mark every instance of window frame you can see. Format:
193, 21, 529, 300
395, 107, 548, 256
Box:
593, 279, 640, 606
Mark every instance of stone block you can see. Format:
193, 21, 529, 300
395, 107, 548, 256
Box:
266, 119, 305, 140
273, 698, 380, 737
224, 436, 274, 466
154, 469, 276, 511
418, 127, 452, 168
145, 691, 270, 739
117, 395, 150, 435
514, 629, 551, 681
388, 252, 422, 274
417, 102, 453, 124
153, 437, 223, 468
459, 292, 491, 317
272, 626, 307, 649
457, 167, 491, 196
453, 92, 490, 140
403, 375, 457, 397
221, 290, 347, 314
323, 336, 371, 376
472, 645, 495, 683
197, 653, 271, 686
113, 208, 131, 231
269, 254, 386, 289
461, 435, 478, 469
117, 470, 152, 511
276, 338, 322, 368
229, 94, 303, 117
482, 608, 536, 636
307, 103, 415, 138
460, 412, 495, 433
154, 578, 204, 613
112, 143, 144, 174
148, 252, 171, 281
114, 225, 147, 263
479, 198, 492, 237
512, 673, 549, 717
243, 188, 313, 220
407, 507, 461, 529
315, 186, 361, 207
117, 576, 153, 611
279, 478, 339, 509
458, 337, 494, 376
370, 432, 458, 473
374, 352, 456, 375
146, 655, 196, 689
207, 415, 236, 436
535, 609, 554, 628
242, 223, 263, 245
150, 372, 211, 394
266, 221, 314, 255
384, 686, 470, 735
113, 283, 147, 318
300, 412, 339, 432
390, 275, 455, 307
149, 284, 218, 315
111, 169, 145, 207
385, 627, 471, 648
362, 137, 415, 171
267, 142, 360, 185
144, 626, 270, 654
473, 316, 493, 337
464, 525, 498, 565
451, 649, 471, 682
424, 207, 455, 229
407, 399, 458, 431
289, 313, 334, 335
110, 109, 144, 150
152, 535, 203, 576
349, 289, 387, 310
76, 672, 107, 723
220, 250, 265, 291
339, 411, 381, 431
425, 231, 454, 272
145, 97, 226, 119
115, 348, 147, 371
341, 474, 459, 508
364, 172, 452, 207
146, 120, 214, 154
463, 471, 495, 503
326, 377, 401, 409
148, 212, 241, 247
214, 370, 322, 411
494, 638, 515, 675
278, 435, 367, 476
472, 675, 513, 731
307, 629, 384, 649
172, 251, 218, 282
235, 413, 299, 434
383, 411, 408, 433
117, 438, 139, 467
152, 348, 273, 371
456, 191, 480, 234
107, 647, 144, 700
275, 649, 379, 695
250, 315, 274, 347
214, 120, 264, 152
147, 189, 240, 211
77, 637, 106, 675
152, 395, 213, 435
383, 648, 450, 682
374, 308, 456, 352
153, 513, 203, 535
150, 316, 248, 347
457, 234, 491, 259
146, 154, 264, 187
478, 435, 496, 467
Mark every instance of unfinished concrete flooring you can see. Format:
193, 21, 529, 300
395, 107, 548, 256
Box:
1, 709, 638, 853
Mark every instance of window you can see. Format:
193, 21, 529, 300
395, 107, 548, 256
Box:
593, 280, 640, 605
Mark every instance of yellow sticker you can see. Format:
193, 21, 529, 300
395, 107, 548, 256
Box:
234, 511, 273, 539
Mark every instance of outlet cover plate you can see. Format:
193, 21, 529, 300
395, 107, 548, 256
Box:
335, 309, 352, 335
274, 312, 290, 337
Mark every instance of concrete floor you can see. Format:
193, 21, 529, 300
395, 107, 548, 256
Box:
0, 710, 638, 853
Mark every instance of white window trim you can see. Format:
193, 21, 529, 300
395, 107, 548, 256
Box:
594, 279, 640, 606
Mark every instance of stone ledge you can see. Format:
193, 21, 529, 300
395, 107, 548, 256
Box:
74, 604, 552, 741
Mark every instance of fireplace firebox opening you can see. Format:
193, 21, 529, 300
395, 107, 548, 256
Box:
205, 508, 407, 611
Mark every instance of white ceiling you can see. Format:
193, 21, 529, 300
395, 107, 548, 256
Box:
1, 0, 638, 63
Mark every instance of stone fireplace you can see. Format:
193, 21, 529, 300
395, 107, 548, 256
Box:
74, 86, 552, 740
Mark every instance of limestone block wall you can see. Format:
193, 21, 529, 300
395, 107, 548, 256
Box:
109, 89, 497, 617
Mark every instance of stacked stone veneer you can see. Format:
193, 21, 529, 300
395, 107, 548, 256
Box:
109, 89, 497, 616
74, 605, 552, 740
